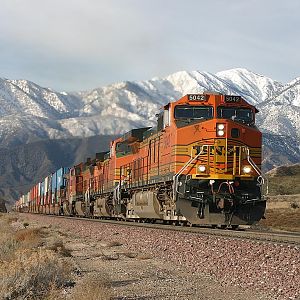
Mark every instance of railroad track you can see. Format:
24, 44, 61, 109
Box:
40, 214, 300, 246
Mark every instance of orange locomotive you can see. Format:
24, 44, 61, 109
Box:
16, 93, 267, 227
60, 93, 266, 227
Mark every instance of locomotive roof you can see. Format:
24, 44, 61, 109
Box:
119, 127, 151, 144
165, 93, 259, 113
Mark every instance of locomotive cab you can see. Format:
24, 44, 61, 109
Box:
170, 94, 266, 225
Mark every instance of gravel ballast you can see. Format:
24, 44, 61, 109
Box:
23, 214, 299, 300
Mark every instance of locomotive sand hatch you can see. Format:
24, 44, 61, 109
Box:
16, 93, 267, 228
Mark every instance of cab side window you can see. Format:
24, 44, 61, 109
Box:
116, 142, 132, 157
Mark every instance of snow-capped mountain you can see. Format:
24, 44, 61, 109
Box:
1, 68, 300, 203
256, 77, 300, 141
0, 78, 81, 119
0, 68, 299, 160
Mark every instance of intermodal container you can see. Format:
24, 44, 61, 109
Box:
51, 172, 57, 204
40, 181, 45, 206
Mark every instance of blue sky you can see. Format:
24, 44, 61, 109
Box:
0, 0, 299, 91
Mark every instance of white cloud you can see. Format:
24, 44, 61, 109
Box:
0, 0, 299, 90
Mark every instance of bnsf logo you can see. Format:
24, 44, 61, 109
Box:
198, 146, 236, 156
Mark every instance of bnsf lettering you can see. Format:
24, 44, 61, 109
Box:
201, 146, 235, 156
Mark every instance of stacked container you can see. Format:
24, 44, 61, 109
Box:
51, 171, 57, 205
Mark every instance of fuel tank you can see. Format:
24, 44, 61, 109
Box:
130, 191, 162, 219
94, 197, 112, 217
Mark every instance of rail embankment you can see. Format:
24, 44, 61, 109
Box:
5, 213, 298, 300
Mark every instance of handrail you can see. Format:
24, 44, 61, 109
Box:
246, 148, 269, 195
173, 146, 204, 199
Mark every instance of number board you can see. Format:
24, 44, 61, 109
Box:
187, 94, 207, 101
224, 95, 241, 103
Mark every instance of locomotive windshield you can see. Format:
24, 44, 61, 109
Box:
217, 107, 254, 125
175, 105, 213, 120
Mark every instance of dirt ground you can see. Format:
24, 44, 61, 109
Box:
5, 213, 273, 300
261, 195, 300, 232
0, 209, 299, 300
62, 228, 270, 300
260, 208, 300, 232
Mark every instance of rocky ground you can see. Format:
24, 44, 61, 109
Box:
18, 214, 300, 300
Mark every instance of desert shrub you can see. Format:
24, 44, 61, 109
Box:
43, 288, 67, 300
0, 249, 72, 299
47, 239, 72, 257
14, 228, 44, 249
71, 273, 111, 300
290, 202, 300, 209
0, 219, 19, 262
0, 234, 19, 262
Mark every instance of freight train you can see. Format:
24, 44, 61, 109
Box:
15, 93, 267, 227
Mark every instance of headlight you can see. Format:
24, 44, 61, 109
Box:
198, 165, 206, 172
243, 166, 251, 174
217, 124, 225, 136
217, 130, 225, 136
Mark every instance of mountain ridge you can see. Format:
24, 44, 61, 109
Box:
1, 67, 299, 147
1, 68, 300, 204
1, 67, 300, 152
